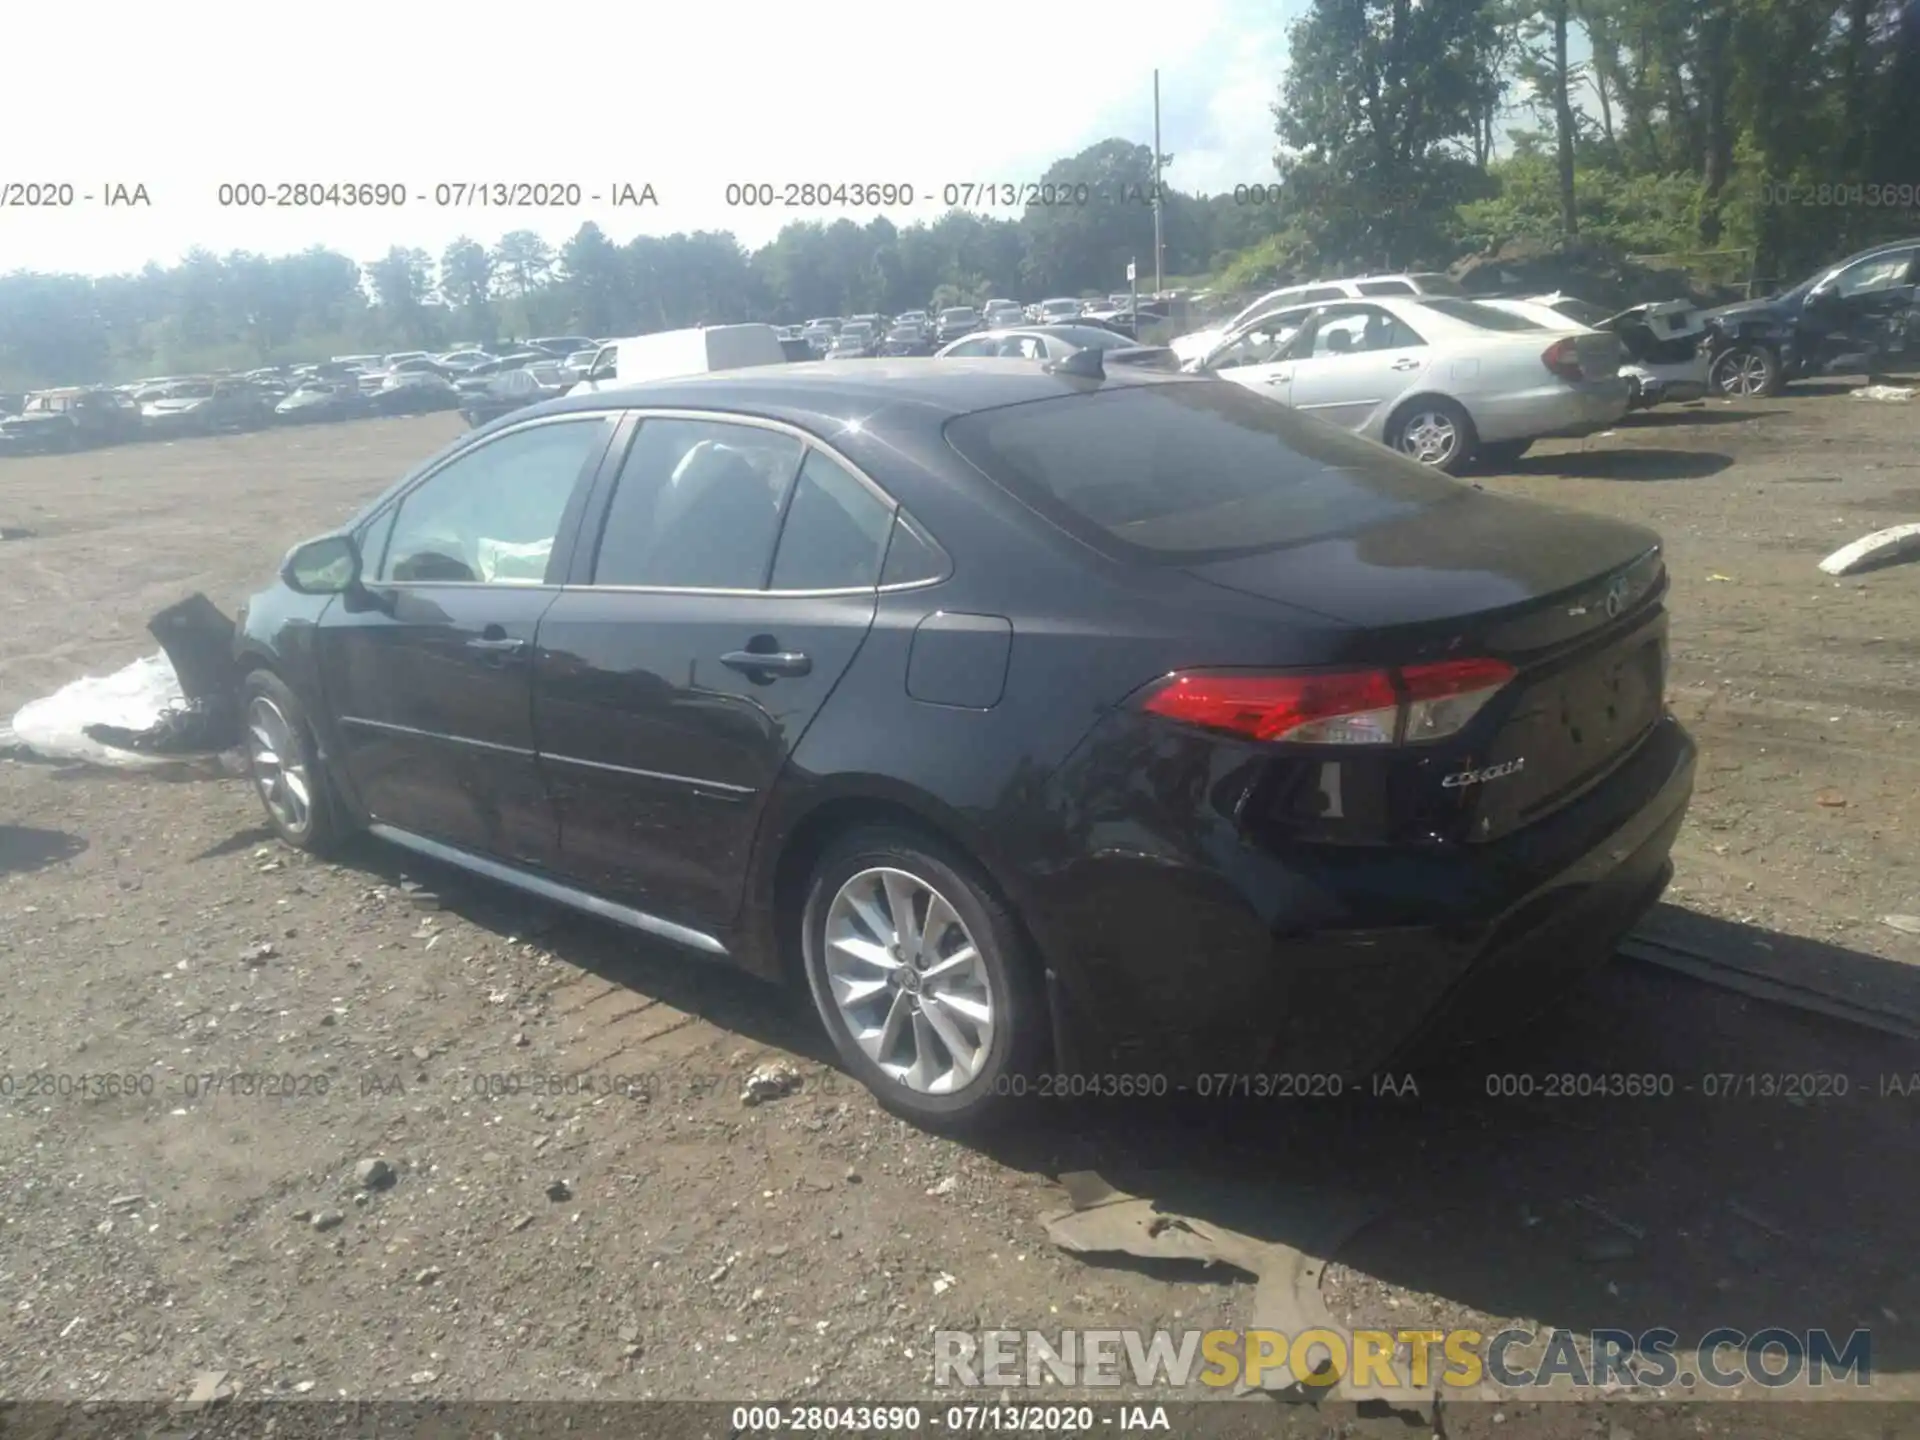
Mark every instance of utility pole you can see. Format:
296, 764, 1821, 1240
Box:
1152, 69, 1165, 297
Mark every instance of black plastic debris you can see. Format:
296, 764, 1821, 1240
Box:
82, 593, 244, 756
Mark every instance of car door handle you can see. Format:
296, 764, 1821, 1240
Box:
466, 636, 527, 654
1390, 357, 1423, 371
1265, 373, 1291, 384
721, 649, 811, 677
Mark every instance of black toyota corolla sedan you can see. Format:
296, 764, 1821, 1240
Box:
235, 358, 1695, 1128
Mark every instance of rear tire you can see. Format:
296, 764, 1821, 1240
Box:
799, 826, 1045, 1131
1386, 397, 1477, 475
241, 669, 344, 853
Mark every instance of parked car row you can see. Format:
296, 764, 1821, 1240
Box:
0, 336, 612, 455
777, 293, 1190, 362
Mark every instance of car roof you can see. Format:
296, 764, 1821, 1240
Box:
526, 358, 1198, 427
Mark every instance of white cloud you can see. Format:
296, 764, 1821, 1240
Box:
0, 0, 1301, 276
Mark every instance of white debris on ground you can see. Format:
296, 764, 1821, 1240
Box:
740, 1060, 804, 1106
8, 652, 188, 768
1817, 521, 1920, 576
1850, 384, 1916, 401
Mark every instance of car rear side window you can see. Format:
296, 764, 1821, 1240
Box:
1357, 280, 1415, 296
879, 511, 949, 586
592, 417, 805, 589
769, 449, 895, 591
945, 381, 1463, 564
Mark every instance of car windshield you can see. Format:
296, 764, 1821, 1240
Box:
946, 381, 1462, 564
1042, 301, 1078, 312
160, 382, 216, 399
1415, 298, 1547, 331
1772, 270, 1827, 304
941, 309, 977, 322
526, 364, 564, 385
1408, 273, 1466, 296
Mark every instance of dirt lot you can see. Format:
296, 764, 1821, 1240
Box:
2, 398, 1918, 1427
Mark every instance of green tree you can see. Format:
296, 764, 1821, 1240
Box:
1272, 0, 1503, 269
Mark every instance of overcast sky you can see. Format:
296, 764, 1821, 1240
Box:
0, 0, 1302, 278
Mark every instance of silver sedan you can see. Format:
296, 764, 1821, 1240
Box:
1187, 295, 1631, 473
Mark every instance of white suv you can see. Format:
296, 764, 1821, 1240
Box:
1170, 272, 1465, 363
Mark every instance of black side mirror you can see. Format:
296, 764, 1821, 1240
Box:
281, 534, 361, 595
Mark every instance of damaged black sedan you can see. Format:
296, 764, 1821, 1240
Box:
1700, 237, 1918, 396
233, 360, 1695, 1128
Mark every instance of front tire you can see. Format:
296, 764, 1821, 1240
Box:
800, 827, 1044, 1131
1708, 342, 1782, 398
241, 669, 343, 853
1387, 396, 1477, 475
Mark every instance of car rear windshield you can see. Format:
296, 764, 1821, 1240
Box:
944, 380, 1464, 564
1416, 298, 1546, 331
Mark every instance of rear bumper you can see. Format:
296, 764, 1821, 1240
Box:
1028, 715, 1696, 1080
1471, 380, 1631, 443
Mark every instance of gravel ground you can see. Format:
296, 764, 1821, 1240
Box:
1, 396, 1916, 1420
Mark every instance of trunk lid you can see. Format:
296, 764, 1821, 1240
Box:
1190, 488, 1669, 843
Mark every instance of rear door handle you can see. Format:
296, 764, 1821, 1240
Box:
721, 649, 811, 677
466, 636, 527, 654
1265, 373, 1291, 385
1390, 357, 1422, 371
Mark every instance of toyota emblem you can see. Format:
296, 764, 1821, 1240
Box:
1604, 577, 1629, 618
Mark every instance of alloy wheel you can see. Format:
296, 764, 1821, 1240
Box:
1713, 348, 1771, 397
1397, 409, 1460, 466
822, 866, 996, 1093
246, 695, 312, 835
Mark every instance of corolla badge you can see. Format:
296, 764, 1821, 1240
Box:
1441, 758, 1526, 789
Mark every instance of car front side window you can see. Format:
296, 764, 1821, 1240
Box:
377, 418, 608, 586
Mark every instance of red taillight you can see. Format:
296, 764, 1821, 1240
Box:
1398, 657, 1517, 742
1542, 337, 1586, 384
1140, 658, 1517, 746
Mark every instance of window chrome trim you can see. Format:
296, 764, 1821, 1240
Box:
359, 581, 564, 593
565, 404, 951, 597
556, 577, 940, 599
339, 714, 534, 756
368, 823, 729, 957
541, 751, 755, 795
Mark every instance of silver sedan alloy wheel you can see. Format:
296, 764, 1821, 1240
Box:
247, 695, 312, 835
822, 866, 996, 1093
1396, 408, 1461, 466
